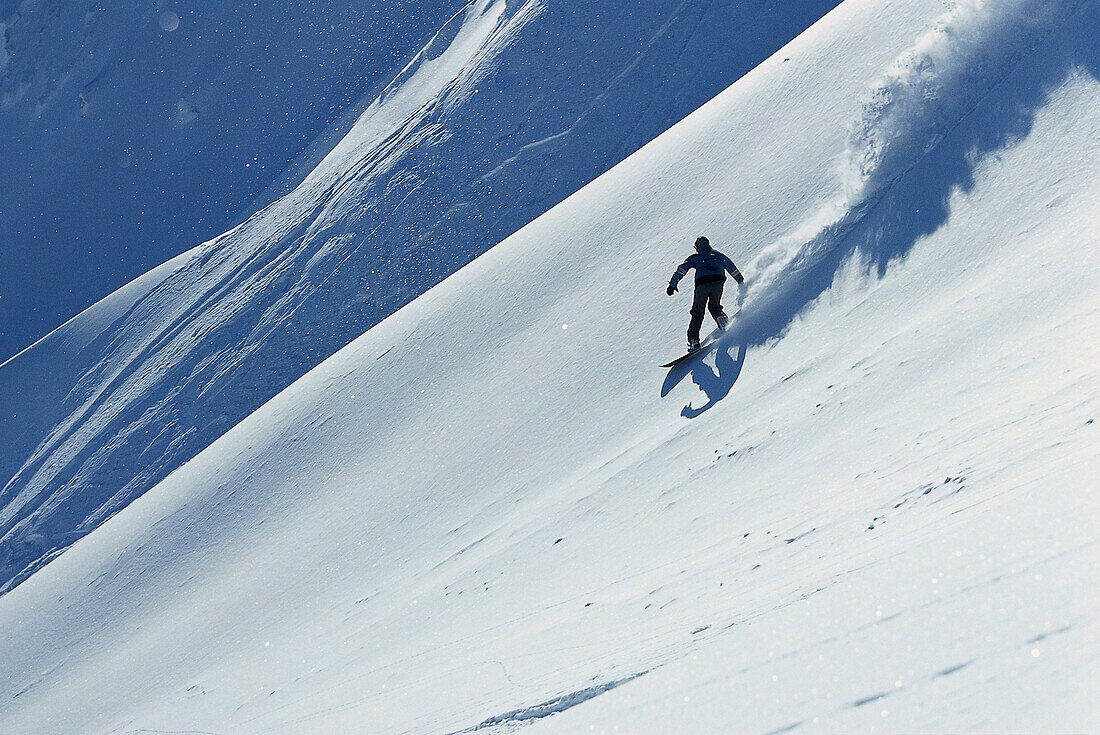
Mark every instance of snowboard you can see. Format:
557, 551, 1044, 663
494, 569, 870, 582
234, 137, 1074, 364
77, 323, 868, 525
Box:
660, 327, 723, 368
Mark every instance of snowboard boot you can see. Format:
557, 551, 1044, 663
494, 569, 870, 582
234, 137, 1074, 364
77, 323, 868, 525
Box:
716, 313, 729, 331
687, 337, 702, 353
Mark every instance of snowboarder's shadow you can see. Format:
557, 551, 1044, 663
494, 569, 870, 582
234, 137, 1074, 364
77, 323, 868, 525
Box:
660, 341, 746, 418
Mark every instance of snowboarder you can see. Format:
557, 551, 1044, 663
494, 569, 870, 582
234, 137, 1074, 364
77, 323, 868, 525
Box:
666, 236, 745, 352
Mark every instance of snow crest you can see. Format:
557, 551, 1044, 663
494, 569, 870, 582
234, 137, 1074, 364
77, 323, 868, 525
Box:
744, 0, 1080, 332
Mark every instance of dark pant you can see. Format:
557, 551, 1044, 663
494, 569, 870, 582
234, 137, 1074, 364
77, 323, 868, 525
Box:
688, 280, 727, 342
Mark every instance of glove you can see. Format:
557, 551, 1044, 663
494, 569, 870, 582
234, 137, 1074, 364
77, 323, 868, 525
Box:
666, 285, 677, 296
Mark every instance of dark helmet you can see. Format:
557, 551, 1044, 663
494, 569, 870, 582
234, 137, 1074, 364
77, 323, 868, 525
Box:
694, 236, 710, 252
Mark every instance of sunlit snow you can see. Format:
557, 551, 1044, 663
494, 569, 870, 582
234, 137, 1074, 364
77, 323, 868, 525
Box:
0, 0, 1096, 733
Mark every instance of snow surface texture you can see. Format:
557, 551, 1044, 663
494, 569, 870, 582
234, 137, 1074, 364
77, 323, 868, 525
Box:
0, 0, 469, 360
0, 0, 842, 596
0, 0, 1096, 732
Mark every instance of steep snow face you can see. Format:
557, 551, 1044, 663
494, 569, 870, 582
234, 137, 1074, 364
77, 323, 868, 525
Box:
0, 0, 469, 360
0, 0, 1095, 733
0, 0, 843, 595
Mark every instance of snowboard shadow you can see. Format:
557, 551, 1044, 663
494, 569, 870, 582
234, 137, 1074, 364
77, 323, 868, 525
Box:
660, 340, 747, 418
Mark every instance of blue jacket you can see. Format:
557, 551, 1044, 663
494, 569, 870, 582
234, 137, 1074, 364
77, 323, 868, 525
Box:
669, 242, 744, 289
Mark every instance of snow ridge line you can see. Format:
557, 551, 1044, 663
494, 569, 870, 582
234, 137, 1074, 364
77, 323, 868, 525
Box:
743, 0, 1081, 325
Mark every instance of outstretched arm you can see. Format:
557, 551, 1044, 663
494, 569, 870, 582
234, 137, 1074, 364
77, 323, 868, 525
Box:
722, 254, 745, 285
668, 256, 695, 290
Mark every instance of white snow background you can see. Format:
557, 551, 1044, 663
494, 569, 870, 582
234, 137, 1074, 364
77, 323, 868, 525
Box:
1, 0, 1098, 732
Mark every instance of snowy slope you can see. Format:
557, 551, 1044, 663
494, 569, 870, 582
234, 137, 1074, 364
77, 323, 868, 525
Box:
0, 0, 842, 595
1, 0, 1098, 733
0, 0, 473, 360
